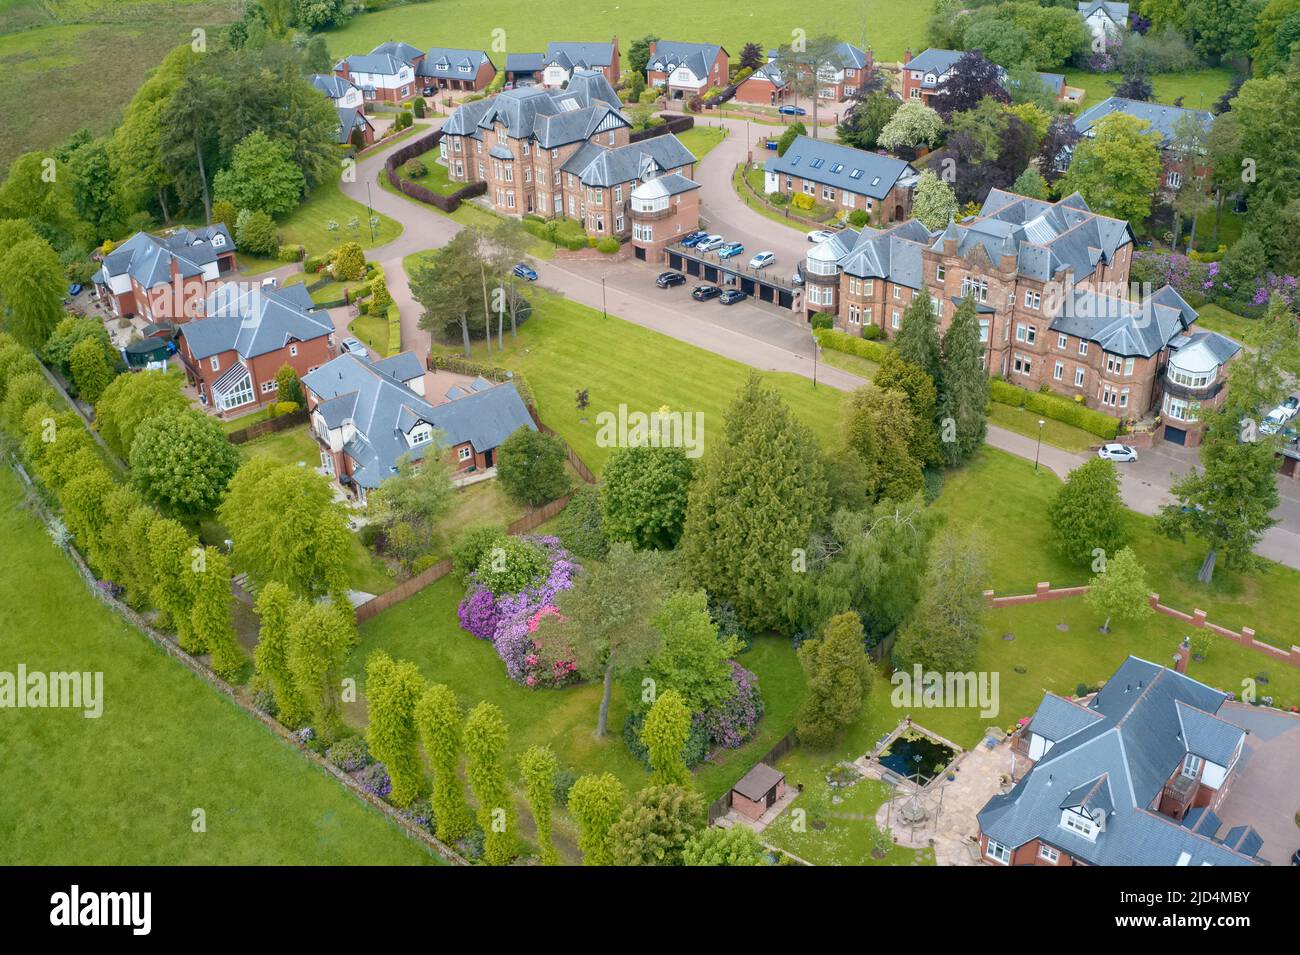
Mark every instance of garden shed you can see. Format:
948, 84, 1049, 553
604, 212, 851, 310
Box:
731, 762, 787, 821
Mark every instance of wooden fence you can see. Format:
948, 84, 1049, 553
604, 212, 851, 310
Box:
384, 130, 487, 212
629, 113, 695, 142
225, 408, 309, 445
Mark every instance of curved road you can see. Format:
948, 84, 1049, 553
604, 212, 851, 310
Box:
338, 115, 1300, 570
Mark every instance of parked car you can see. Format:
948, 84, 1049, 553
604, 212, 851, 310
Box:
422, 86, 437, 96
691, 285, 722, 301
718, 289, 747, 305
512, 262, 539, 282
695, 234, 725, 252
717, 241, 745, 259
680, 230, 708, 247
807, 229, 836, 243
792, 266, 805, 286
261, 276, 278, 290
1284, 395, 1299, 412
749, 251, 776, 269
778, 105, 807, 116
67, 283, 84, 297
342, 337, 368, 358
655, 271, 686, 288
1097, 443, 1138, 462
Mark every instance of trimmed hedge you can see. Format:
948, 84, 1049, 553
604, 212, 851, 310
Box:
523, 217, 588, 251
989, 378, 1119, 440
385, 303, 401, 357
277, 244, 305, 262
813, 327, 892, 364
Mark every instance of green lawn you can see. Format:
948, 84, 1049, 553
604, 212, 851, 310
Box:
763, 772, 936, 866
1195, 303, 1262, 349
349, 313, 389, 355
734, 162, 832, 234
0, 466, 436, 865
816, 346, 877, 381
400, 154, 463, 197
273, 175, 403, 260
0, 1, 241, 170
934, 447, 1300, 651
326, 0, 931, 64
1064, 68, 1237, 111
237, 425, 321, 469
988, 401, 1098, 453
419, 286, 846, 474
677, 124, 728, 161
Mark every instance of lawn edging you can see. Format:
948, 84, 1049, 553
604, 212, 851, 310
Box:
7, 456, 469, 866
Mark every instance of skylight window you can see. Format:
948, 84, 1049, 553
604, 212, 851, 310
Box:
809, 158, 824, 169
831, 163, 844, 173
870, 176, 881, 187
849, 168, 863, 179
789, 156, 800, 166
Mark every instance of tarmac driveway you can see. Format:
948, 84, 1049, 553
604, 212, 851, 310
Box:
1215, 703, 1300, 866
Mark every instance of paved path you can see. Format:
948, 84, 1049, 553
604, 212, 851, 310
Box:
333, 115, 1300, 571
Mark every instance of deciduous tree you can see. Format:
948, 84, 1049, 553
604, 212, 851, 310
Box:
1050, 458, 1127, 566
365, 651, 427, 807
600, 444, 694, 549
129, 408, 240, 514
1084, 546, 1153, 632
518, 745, 559, 865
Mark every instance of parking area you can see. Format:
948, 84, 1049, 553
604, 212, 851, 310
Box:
666, 240, 801, 310
1214, 703, 1300, 866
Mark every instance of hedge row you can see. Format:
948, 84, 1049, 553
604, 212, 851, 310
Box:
429, 353, 533, 406
813, 327, 892, 364
385, 303, 401, 357
522, 216, 588, 251
989, 378, 1119, 440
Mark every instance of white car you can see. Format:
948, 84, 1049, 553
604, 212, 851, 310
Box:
749, 251, 776, 269
806, 229, 836, 243
1097, 443, 1138, 463
342, 337, 368, 358
260, 276, 278, 290
695, 234, 725, 252
1259, 404, 1297, 435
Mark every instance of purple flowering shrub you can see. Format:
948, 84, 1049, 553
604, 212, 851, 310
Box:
456, 536, 581, 687
1251, 274, 1298, 308
697, 662, 765, 749
355, 762, 392, 798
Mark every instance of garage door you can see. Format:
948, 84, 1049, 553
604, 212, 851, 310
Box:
1164, 426, 1186, 446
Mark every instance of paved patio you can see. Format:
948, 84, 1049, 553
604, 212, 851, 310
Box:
1214, 702, 1300, 866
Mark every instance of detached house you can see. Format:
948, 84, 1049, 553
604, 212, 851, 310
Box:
646, 40, 729, 100
506, 38, 621, 89
302, 352, 535, 500
176, 283, 336, 414
902, 48, 1068, 107
334, 45, 417, 104
979, 654, 1263, 866
417, 46, 497, 92
1078, 1, 1129, 42
804, 189, 1207, 421
441, 70, 697, 238
1071, 97, 1213, 193
93, 225, 237, 322
312, 73, 364, 111
764, 135, 918, 225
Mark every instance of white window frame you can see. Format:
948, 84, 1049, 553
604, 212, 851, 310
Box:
986, 840, 1012, 865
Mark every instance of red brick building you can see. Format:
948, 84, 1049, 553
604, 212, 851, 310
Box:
763, 135, 918, 226
646, 40, 729, 100
730, 763, 787, 821
176, 283, 336, 414
93, 225, 237, 322
733, 62, 788, 107
979, 654, 1264, 867
629, 173, 701, 262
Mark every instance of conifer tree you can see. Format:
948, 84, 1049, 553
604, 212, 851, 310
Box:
936, 295, 989, 466
365, 651, 427, 807
894, 290, 942, 383
254, 582, 311, 727
464, 701, 516, 865
796, 612, 872, 747
190, 547, 243, 679
641, 689, 692, 787
567, 774, 626, 866
285, 598, 355, 741
415, 683, 474, 842
518, 745, 559, 865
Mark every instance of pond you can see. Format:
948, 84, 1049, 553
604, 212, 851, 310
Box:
876, 730, 957, 783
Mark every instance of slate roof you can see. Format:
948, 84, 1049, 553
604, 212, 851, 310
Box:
1078, 1, 1130, 21
443, 71, 625, 148
312, 73, 356, 100
303, 353, 535, 489
370, 40, 423, 64
978, 657, 1261, 867
647, 40, 725, 79
337, 52, 411, 77
418, 47, 493, 80
336, 107, 373, 145
837, 219, 934, 288
179, 283, 333, 362
544, 40, 617, 71
96, 225, 235, 290
1026, 693, 1105, 743
827, 42, 869, 70
561, 134, 696, 187
631, 172, 700, 200
1168, 330, 1241, 371
1074, 97, 1213, 148
1050, 284, 1197, 358
905, 48, 963, 82
745, 62, 786, 88
765, 135, 918, 200
505, 52, 545, 75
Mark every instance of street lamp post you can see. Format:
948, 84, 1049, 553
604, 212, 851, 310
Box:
1035, 419, 1045, 472
601, 275, 607, 320
365, 182, 376, 242
812, 334, 819, 389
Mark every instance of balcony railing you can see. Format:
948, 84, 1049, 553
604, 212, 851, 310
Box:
1163, 376, 1224, 402
630, 205, 672, 221
1161, 773, 1197, 809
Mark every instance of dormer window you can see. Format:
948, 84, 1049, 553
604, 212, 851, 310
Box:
212, 234, 225, 248
408, 424, 433, 446
1060, 808, 1099, 841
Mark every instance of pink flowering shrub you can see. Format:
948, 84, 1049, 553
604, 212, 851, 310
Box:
697, 662, 765, 749
456, 536, 581, 688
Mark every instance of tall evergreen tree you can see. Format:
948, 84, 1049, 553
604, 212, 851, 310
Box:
873, 350, 942, 466
567, 774, 626, 866
285, 598, 355, 741
641, 689, 692, 787
795, 612, 873, 747
680, 375, 828, 632
894, 528, 989, 672
518, 745, 559, 865
464, 701, 516, 866
841, 385, 926, 504
190, 547, 243, 679
365, 651, 427, 807
254, 581, 310, 727
893, 291, 942, 383
936, 295, 989, 466
414, 683, 474, 842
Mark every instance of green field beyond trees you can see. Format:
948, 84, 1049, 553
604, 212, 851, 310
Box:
0, 467, 435, 865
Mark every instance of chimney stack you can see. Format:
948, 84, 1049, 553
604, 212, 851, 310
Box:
903, 49, 913, 65
1174, 637, 1190, 674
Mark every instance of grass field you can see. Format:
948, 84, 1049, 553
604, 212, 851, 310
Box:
677, 124, 728, 161
1194, 303, 1262, 349
0, 0, 241, 171
1064, 68, 1237, 111
416, 285, 847, 473
324, 0, 932, 66
987, 401, 1098, 453
0, 466, 436, 865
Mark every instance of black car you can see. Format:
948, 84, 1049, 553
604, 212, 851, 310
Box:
422, 86, 437, 97
691, 285, 722, 301
656, 271, 686, 288
718, 289, 747, 305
